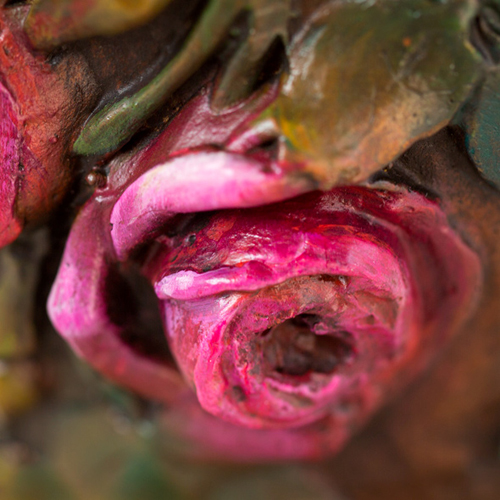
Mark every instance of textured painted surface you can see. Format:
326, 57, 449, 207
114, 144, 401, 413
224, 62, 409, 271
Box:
2, 0, 487, 464
0, 8, 97, 248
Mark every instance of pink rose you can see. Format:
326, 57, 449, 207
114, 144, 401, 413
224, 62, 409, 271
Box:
47, 89, 481, 460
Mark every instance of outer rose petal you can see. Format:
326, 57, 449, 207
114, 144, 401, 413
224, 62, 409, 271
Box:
0, 83, 22, 245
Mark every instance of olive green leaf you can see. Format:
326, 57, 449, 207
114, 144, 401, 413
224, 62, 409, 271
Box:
72, 0, 291, 156
251, 0, 483, 187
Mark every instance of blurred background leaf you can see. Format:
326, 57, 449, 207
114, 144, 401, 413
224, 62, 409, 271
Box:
25, 0, 174, 49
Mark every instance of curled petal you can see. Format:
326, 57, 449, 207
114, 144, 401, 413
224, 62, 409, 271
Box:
110, 151, 314, 260
48, 202, 186, 403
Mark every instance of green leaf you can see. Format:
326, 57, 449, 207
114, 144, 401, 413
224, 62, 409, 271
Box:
72, 0, 291, 156
252, 0, 483, 186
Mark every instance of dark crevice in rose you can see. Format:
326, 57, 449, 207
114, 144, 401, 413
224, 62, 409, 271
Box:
369, 161, 439, 200
104, 263, 175, 366
137, 211, 217, 269
3, 0, 29, 8
469, 6, 500, 65
164, 211, 216, 240
249, 35, 288, 94
129, 213, 207, 264
245, 136, 280, 164
260, 314, 355, 377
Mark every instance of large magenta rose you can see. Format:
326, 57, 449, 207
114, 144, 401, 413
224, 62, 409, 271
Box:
47, 89, 480, 460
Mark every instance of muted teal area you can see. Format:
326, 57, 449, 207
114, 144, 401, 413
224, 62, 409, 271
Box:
455, 70, 500, 190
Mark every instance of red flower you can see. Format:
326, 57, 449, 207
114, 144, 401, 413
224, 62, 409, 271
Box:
0, 8, 95, 247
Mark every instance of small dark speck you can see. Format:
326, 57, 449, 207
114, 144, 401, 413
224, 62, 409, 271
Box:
47, 49, 66, 66
232, 386, 247, 402
4, 0, 29, 7
187, 234, 196, 245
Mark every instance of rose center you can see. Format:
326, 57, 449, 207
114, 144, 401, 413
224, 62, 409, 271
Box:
261, 314, 354, 377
